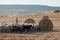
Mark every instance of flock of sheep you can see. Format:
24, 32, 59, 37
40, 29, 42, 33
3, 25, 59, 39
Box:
0, 16, 53, 33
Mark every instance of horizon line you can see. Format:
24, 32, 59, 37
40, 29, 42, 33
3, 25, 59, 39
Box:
0, 4, 59, 7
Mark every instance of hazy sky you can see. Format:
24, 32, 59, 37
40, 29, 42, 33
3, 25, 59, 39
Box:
0, 0, 60, 7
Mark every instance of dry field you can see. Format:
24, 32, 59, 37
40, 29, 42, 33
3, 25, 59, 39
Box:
0, 12, 60, 40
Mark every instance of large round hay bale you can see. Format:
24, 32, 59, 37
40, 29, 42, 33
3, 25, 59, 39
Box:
39, 16, 53, 31
24, 18, 35, 24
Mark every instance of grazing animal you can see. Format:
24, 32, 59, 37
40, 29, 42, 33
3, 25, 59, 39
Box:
0, 25, 11, 33
10, 25, 22, 33
22, 25, 33, 32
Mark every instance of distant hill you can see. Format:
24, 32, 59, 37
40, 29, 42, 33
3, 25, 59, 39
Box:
0, 5, 60, 16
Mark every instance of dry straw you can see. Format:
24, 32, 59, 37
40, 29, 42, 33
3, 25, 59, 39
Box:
39, 16, 53, 31
24, 18, 35, 24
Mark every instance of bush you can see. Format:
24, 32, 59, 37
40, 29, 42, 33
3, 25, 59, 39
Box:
54, 10, 60, 13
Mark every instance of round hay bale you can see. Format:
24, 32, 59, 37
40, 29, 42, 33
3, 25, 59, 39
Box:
24, 18, 35, 24
39, 16, 53, 31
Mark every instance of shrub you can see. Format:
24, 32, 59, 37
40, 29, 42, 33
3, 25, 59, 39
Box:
54, 10, 60, 13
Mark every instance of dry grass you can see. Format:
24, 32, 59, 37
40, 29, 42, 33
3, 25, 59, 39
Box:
0, 12, 60, 40
0, 31, 60, 40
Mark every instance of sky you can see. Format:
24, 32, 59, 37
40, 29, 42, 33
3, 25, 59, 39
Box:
0, 0, 60, 7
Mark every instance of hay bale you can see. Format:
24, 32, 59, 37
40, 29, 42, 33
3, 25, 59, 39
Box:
24, 18, 35, 24
39, 16, 53, 31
